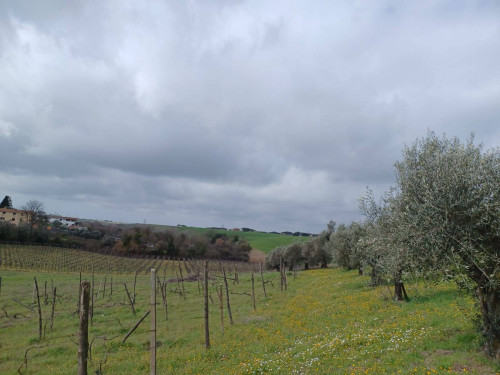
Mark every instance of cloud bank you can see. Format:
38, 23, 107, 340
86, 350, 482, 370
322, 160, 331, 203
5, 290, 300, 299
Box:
1, 1, 499, 232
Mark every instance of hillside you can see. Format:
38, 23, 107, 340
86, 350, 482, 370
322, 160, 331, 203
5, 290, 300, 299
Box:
182, 226, 310, 253
101, 222, 310, 254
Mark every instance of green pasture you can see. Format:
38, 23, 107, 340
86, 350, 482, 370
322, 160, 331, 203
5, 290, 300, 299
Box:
181, 226, 309, 253
1, 260, 499, 374
99, 222, 310, 254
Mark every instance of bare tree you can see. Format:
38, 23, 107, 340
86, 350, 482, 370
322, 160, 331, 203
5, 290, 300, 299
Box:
22, 200, 46, 234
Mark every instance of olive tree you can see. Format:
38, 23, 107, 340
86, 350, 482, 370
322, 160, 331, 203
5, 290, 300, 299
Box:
373, 132, 500, 358
300, 240, 316, 269
266, 245, 286, 270
309, 221, 335, 269
359, 190, 412, 297
284, 242, 304, 270
330, 222, 365, 275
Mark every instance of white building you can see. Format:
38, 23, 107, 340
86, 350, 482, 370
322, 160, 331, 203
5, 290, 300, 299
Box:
48, 216, 78, 227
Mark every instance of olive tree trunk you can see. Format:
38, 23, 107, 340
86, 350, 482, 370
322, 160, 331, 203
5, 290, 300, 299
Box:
477, 287, 500, 359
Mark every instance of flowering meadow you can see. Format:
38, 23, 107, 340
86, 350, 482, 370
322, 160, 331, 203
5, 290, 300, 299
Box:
0, 267, 499, 374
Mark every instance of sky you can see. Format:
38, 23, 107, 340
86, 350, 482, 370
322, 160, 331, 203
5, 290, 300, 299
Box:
1, 1, 499, 233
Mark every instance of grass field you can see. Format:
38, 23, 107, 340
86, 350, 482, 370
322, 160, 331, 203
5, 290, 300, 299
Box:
181, 226, 309, 253
1, 258, 499, 374
112, 222, 310, 254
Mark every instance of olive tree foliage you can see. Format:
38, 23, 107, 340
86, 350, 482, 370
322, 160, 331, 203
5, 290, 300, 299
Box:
301, 240, 319, 270
364, 132, 500, 358
329, 222, 366, 275
307, 220, 335, 268
284, 242, 303, 270
300, 235, 333, 269
359, 191, 412, 298
266, 245, 286, 270
266, 221, 335, 270
266, 242, 308, 270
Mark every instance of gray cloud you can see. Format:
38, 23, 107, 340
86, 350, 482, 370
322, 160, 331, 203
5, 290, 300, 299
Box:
1, 1, 500, 233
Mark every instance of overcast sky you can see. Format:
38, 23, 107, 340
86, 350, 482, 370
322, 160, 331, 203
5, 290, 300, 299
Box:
1, 1, 499, 233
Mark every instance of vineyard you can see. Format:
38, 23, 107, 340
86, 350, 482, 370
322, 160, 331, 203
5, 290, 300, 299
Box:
0, 244, 254, 275
0, 244, 273, 374
1, 244, 499, 374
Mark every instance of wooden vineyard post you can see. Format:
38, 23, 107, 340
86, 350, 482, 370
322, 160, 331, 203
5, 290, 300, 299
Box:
50, 286, 56, 330
161, 266, 168, 292
78, 271, 82, 312
222, 267, 233, 325
163, 283, 168, 321
175, 271, 183, 299
157, 275, 168, 321
90, 266, 94, 324
133, 270, 138, 305
150, 269, 156, 375
78, 281, 90, 375
0, 276, 2, 299
259, 263, 267, 298
156, 275, 163, 299
284, 263, 288, 290
103, 275, 107, 298
96, 280, 103, 300
34, 277, 42, 341
280, 257, 283, 291
32, 279, 36, 304
280, 258, 287, 291
204, 260, 210, 348
251, 270, 256, 311
217, 284, 224, 335
178, 261, 186, 299
197, 271, 201, 295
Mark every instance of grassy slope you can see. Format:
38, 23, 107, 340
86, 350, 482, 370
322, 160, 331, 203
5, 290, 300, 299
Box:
1, 266, 499, 374
181, 226, 309, 253
98, 222, 309, 254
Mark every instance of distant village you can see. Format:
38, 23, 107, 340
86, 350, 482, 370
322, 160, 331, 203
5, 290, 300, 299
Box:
1, 195, 314, 238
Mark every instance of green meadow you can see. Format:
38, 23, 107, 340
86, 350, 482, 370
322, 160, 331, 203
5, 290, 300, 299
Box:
181, 226, 309, 253
114, 223, 309, 253
1, 263, 499, 374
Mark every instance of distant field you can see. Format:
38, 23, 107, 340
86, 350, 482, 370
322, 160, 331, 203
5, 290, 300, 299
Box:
181, 227, 310, 253
114, 223, 310, 254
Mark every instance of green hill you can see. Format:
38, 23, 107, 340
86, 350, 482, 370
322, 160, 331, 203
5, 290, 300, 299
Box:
117, 223, 310, 254
182, 226, 310, 253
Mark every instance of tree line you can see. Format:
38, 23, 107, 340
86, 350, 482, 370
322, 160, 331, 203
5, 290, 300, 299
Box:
0, 219, 252, 262
268, 132, 500, 359
113, 227, 252, 261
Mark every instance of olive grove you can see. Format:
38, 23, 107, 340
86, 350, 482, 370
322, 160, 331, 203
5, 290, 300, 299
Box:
361, 132, 500, 358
